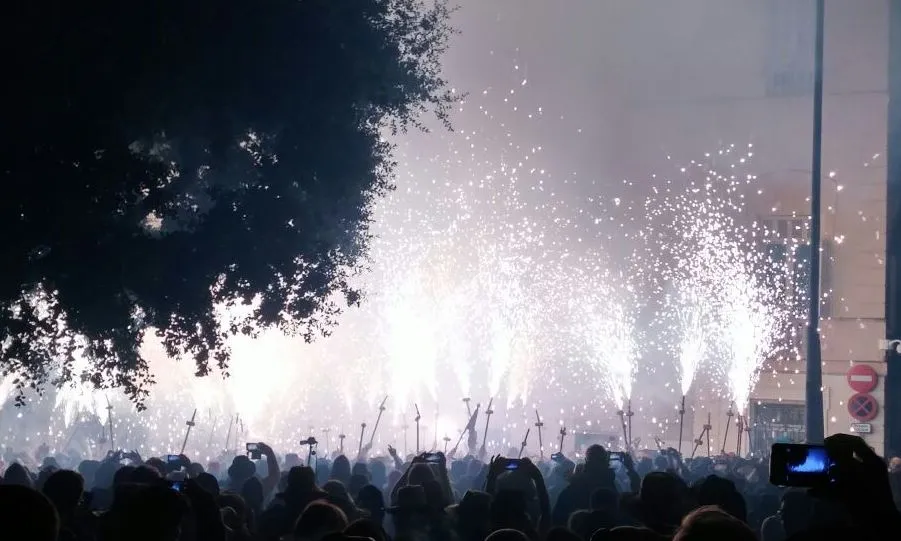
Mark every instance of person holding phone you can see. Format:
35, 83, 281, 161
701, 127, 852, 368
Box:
551, 445, 639, 527
485, 456, 552, 537
389, 452, 454, 510
226, 441, 280, 501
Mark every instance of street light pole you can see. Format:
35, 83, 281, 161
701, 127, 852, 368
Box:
885, 0, 901, 457
805, 0, 826, 444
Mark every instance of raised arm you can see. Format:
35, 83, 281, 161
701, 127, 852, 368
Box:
257, 442, 280, 498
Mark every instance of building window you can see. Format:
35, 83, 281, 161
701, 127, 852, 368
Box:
761, 215, 832, 359
765, 0, 815, 97
762, 217, 811, 243
762, 216, 812, 313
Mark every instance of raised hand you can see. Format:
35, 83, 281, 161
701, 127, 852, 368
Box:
257, 442, 274, 457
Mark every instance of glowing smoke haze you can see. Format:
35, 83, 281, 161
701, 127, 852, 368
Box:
0, 65, 811, 459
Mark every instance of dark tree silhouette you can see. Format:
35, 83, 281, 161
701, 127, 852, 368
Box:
0, 0, 455, 406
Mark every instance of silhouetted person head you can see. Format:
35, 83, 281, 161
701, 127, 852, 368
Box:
0, 484, 59, 541
242, 475, 265, 511
36, 465, 57, 490
323, 480, 353, 504
591, 526, 667, 541
109, 483, 188, 541
345, 518, 386, 541
485, 528, 531, 541
77, 459, 101, 488
42, 469, 84, 518
779, 489, 812, 536
219, 491, 249, 524
673, 505, 755, 541
113, 465, 136, 487
131, 464, 163, 484
195, 471, 220, 497
331, 456, 352, 485
2, 462, 33, 488
352, 462, 370, 478
295, 501, 349, 541
585, 445, 610, 471
348, 474, 369, 500
408, 463, 435, 486
694, 475, 747, 522
228, 455, 257, 486
591, 487, 619, 512
547, 526, 582, 541
640, 471, 688, 511
145, 457, 166, 475
369, 459, 387, 488
288, 466, 318, 493
356, 484, 385, 523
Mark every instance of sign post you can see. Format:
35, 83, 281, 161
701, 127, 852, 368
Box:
847, 364, 879, 394
847, 393, 879, 422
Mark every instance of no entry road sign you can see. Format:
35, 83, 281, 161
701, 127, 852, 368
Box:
847, 393, 879, 422
847, 364, 878, 393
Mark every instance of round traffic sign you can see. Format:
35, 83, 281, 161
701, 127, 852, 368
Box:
847, 364, 878, 393
847, 393, 879, 422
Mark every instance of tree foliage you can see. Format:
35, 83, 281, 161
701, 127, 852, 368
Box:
0, 0, 455, 406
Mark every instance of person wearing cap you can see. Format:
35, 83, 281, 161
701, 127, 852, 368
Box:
447, 489, 492, 541
387, 485, 434, 539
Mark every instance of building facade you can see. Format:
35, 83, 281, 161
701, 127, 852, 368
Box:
601, 0, 890, 454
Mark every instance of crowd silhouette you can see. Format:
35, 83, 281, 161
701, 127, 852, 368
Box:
0, 430, 898, 541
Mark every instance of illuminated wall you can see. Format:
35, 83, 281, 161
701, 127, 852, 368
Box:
602, 0, 889, 453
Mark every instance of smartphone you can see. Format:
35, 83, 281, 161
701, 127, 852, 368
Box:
165, 454, 181, 464
769, 443, 833, 487
504, 458, 522, 471
423, 453, 442, 463
550, 452, 564, 462
169, 481, 183, 492
246, 443, 262, 460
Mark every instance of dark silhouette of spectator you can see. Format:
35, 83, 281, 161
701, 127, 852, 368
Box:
448, 489, 492, 541
568, 487, 627, 538
490, 489, 539, 541
131, 464, 163, 484
324, 479, 359, 518
348, 473, 369, 500
485, 528, 531, 541
0, 484, 60, 541
77, 459, 100, 490
345, 517, 388, 541
693, 475, 747, 522
546, 526, 582, 541
761, 489, 811, 541
241, 475, 265, 528
356, 484, 386, 526
42, 469, 87, 541
553, 445, 637, 527
591, 526, 668, 541
228, 455, 257, 491
672, 505, 755, 541
332, 455, 352, 486
295, 501, 350, 541
105, 483, 188, 541
369, 459, 388, 490
259, 466, 334, 540
628, 471, 691, 535
387, 485, 434, 540
220, 491, 251, 532
196, 471, 221, 497
2, 462, 33, 487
